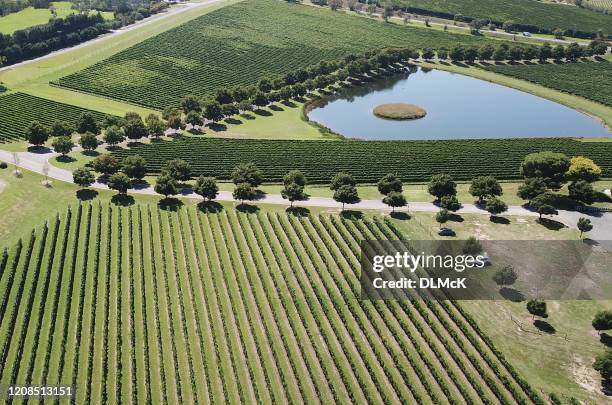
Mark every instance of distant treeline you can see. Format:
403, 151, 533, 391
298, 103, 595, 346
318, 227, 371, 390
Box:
0, 1, 167, 66
0, 0, 51, 16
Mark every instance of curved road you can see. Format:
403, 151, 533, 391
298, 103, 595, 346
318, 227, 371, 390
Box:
2, 148, 611, 242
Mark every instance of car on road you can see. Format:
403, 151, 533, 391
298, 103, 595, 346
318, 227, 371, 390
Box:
523, 31, 531, 37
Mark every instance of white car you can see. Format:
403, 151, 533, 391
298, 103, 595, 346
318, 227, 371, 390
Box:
523, 32, 532, 37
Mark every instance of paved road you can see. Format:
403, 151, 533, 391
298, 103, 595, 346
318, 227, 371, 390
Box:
0, 0, 224, 73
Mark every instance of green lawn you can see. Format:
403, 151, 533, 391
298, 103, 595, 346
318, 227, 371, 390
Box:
0, 2, 112, 35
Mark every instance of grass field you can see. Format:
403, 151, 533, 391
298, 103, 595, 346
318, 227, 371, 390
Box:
486, 61, 612, 107
55, 0, 514, 109
390, 0, 612, 34
0, 201, 548, 404
112, 137, 612, 183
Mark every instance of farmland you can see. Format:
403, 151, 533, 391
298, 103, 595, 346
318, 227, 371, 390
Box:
112, 137, 612, 183
486, 61, 612, 107
0, 92, 109, 143
56, 0, 509, 109
389, 0, 612, 35
0, 202, 546, 403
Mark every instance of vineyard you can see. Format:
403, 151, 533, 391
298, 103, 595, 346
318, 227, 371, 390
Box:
55, 0, 504, 109
485, 61, 612, 107
0, 202, 545, 404
112, 137, 612, 183
584, 0, 612, 13
390, 0, 611, 34
0, 92, 108, 143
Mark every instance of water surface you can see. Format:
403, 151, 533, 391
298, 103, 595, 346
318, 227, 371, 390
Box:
307, 67, 610, 140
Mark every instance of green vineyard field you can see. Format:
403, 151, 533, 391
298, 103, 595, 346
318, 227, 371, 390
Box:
0, 203, 543, 403
55, 0, 505, 109
112, 137, 612, 183
485, 61, 612, 107
390, 0, 612, 34
0, 92, 108, 143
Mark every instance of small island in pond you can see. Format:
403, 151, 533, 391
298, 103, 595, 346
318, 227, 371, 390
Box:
373, 103, 427, 120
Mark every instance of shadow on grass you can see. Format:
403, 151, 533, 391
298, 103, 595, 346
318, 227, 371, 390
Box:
76, 189, 98, 201
499, 287, 525, 302
236, 203, 259, 213
286, 206, 310, 217
281, 100, 297, 108
537, 218, 565, 230
197, 200, 224, 213
600, 333, 612, 348
111, 194, 135, 206
82, 150, 100, 157
341, 210, 363, 220
55, 155, 76, 163
269, 104, 284, 112
225, 118, 243, 125
390, 211, 410, 220
533, 320, 556, 334
240, 113, 256, 120
207, 122, 227, 132
490, 216, 510, 224
449, 213, 464, 222
158, 197, 184, 211
254, 109, 273, 117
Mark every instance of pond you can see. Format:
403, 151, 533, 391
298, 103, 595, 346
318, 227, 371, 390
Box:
306, 67, 611, 140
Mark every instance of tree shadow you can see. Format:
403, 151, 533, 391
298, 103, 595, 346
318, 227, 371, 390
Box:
537, 218, 566, 230
240, 113, 256, 120
131, 179, 150, 190
340, 210, 363, 220
224, 117, 243, 125
55, 155, 76, 163
236, 203, 259, 213
76, 189, 98, 201
449, 213, 464, 222
158, 197, 184, 211
499, 287, 525, 302
254, 109, 272, 117
207, 122, 227, 132
197, 200, 224, 213
126, 141, 145, 148
490, 216, 510, 224
269, 104, 284, 112
106, 144, 123, 151
600, 333, 612, 348
27, 145, 52, 154
533, 320, 556, 334
286, 206, 310, 217
82, 150, 100, 157
111, 194, 135, 206
281, 100, 297, 108
390, 211, 411, 220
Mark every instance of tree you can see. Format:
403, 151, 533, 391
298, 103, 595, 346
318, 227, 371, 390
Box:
121, 155, 147, 180
435, 208, 450, 226
181, 95, 201, 113
25, 121, 49, 146
517, 177, 547, 203
382, 192, 407, 212
216, 88, 234, 105
593, 349, 612, 383
102, 114, 126, 129
162, 159, 191, 181
258, 78, 272, 93
478, 45, 494, 61
531, 191, 557, 210
493, 265, 517, 287
377, 173, 402, 195
123, 113, 147, 141
330, 172, 356, 191
167, 114, 185, 131
520, 152, 570, 190
577, 217, 593, 239
333, 184, 359, 211
526, 299, 547, 319
194, 176, 218, 201
73, 167, 95, 189
91, 154, 120, 176
428, 174, 456, 201
552, 44, 565, 60
52, 136, 73, 156
108, 172, 131, 194
231, 162, 263, 187
145, 114, 165, 138
493, 46, 508, 61
281, 182, 307, 207
464, 47, 478, 62
283, 170, 307, 187
185, 111, 203, 127
103, 126, 125, 146
462, 236, 482, 254
449, 45, 465, 61
440, 195, 461, 212
538, 43, 552, 62
76, 112, 99, 134
502, 20, 516, 32
552, 28, 564, 39
592, 310, 612, 334
537, 204, 557, 220
437, 48, 449, 60
470, 175, 502, 204
566, 156, 602, 183
508, 46, 523, 62
252, 91, 269, 108
565, 42, 582, 61
233, 182, 256, 204
485, 197, 508, 219
569, 180, 596, 204
154, 174, 179, 198
203, 101, 224, 122
421, 48, 434, 60
50, 120, 73, 137
79, 132, 98, 152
